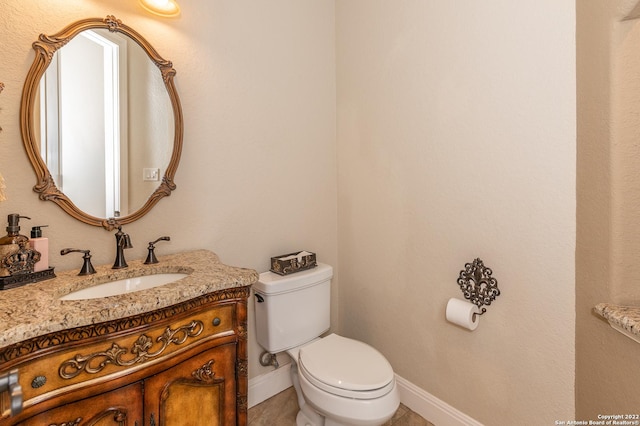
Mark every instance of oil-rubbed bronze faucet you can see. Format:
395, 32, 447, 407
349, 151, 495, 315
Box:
60, 248, 96, 275
144, 236, 170, 264
112, 226, 132, 269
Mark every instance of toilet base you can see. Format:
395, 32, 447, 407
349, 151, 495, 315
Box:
296, 407, 324, 426
287, 348, 399, 426
295, 406, 357, 426
324, 418, 353, 426
295, 405, 361, 426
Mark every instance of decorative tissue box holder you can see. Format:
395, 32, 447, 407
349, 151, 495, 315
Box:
270, 251, 317, 276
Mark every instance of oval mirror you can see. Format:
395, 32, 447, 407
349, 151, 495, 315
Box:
20, 16, 183, 230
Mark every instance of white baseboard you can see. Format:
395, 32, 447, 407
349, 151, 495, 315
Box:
248, 367, 482, 426
248, 362, 293, 409
395, 375, 483, 426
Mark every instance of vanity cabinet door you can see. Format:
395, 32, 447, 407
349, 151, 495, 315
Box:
17, 382, 143, 426
143, 343, 236, 426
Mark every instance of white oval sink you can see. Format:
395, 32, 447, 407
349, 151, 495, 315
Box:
60, 273, 189, 300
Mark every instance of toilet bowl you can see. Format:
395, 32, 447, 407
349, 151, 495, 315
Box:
287, 334, 400, 426
254, 264, 400, 426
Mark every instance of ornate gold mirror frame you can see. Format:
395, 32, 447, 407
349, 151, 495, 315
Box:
20, 15, 183, 230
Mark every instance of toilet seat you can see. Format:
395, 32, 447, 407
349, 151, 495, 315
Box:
298, 334, 395, 399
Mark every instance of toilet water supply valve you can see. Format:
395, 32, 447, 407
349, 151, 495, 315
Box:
0, 369, 22, 417
259, 351, 279, 369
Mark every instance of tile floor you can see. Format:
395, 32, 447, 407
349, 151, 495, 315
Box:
248, 386, 434, 426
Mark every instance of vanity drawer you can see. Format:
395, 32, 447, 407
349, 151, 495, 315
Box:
16, 303, 236, 406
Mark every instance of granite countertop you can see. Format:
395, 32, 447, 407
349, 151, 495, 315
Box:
0, 249, 258, 349
594, 303, 640, 344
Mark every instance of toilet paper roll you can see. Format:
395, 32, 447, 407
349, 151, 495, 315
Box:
446, 298, 480, 331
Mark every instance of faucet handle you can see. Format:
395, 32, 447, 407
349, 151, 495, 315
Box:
123, 234, 133, 249
144, 236, 170, 264
117, 227, 133, 249
61, 248, 97, 276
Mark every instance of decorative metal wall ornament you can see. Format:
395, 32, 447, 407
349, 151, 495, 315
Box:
457, 258, 500, 315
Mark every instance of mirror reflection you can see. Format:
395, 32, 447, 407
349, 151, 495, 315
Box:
21, 16, 183, 230
36, 29, 174, 219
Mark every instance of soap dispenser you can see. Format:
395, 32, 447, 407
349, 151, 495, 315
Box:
30, 225, 49, 273
0, 214, 31, 277
0, 214, 31, 246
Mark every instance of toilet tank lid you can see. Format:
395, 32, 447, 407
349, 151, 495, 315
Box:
254, 263, 333, 295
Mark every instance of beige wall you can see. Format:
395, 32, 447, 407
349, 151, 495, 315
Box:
577, 0, 640, 416
0, 0, 337, 380
336, 1, 576, 424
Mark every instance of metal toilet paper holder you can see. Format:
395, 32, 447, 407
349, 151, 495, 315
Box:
457, 258, 500, 315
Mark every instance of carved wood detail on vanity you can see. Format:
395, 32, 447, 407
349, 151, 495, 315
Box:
58, 320, 204, 379
236, 290, 249, 424
192, 359, 219, 383
48, 418, 82, 426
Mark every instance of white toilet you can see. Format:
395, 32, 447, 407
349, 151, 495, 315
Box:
254, 263, 400, 426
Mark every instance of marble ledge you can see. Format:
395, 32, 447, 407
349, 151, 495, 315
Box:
0, 249, 258, 349
594, 303, 640, 344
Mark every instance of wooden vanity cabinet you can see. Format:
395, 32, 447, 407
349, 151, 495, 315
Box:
0, 286, 250, 426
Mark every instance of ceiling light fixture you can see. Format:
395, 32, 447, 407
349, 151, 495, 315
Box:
139, 0, 181, 18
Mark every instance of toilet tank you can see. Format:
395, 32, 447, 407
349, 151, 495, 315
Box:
254, 263, 333, 353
